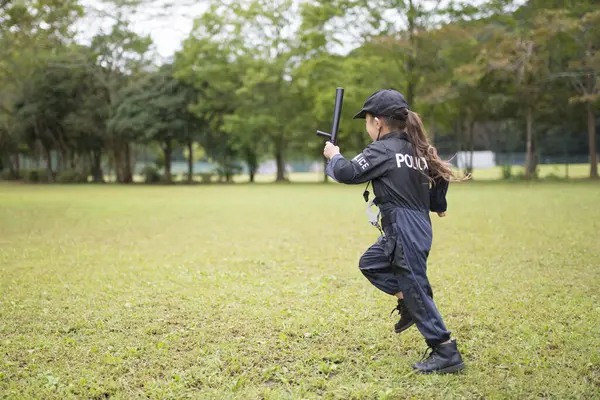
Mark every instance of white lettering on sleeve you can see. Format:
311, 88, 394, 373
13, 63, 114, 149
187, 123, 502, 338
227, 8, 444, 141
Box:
353, 154, 371, 170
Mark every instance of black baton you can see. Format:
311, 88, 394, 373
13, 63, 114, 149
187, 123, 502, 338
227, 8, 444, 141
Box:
316, 87, 344, 145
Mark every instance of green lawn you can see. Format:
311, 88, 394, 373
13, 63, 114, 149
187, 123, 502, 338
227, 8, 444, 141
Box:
1, 182, 599, 399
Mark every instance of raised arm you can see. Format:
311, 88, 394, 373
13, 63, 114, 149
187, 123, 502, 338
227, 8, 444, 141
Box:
325, 142, 390, 185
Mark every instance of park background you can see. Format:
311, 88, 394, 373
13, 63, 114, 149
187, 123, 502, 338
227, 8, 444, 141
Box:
1, 1, 599, 399
0, 0, 599, 184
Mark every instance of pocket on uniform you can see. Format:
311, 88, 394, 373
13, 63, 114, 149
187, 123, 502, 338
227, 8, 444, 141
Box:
382, 233, 396, 263
385, 234, 409, 272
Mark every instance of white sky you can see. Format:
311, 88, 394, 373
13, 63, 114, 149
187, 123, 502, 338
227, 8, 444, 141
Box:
75, 0, 526, 64
76, 0, 210, 62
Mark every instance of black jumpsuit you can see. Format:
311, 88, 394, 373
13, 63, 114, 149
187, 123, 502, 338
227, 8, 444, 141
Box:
325, 131, 451, 347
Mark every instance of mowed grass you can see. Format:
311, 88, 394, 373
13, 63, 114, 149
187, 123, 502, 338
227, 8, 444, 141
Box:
0, 181, 599, 399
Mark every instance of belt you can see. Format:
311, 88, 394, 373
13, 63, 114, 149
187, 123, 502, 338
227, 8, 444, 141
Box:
373, 195, 392, 206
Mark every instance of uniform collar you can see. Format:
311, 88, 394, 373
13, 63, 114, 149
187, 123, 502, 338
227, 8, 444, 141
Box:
379, 131, 409, 142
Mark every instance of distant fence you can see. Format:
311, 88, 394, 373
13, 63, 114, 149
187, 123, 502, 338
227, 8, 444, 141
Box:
439, 152, 597, 169
493, 153, 595, 167
7, 150, 598, 175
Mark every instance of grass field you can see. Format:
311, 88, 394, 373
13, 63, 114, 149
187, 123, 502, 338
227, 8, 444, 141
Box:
1, 181, 599, 399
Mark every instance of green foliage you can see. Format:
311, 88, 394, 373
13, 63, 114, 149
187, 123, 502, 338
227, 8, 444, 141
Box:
56, 170, 88, 183
0, 169, 18, 180
140, 165, 161, 184
109, 67, 192, 144
501, 164, 512, 180
22, 169, 51, 183
109, 64, 201, 182
196, 172, 215, 184
2, 0, 600, 182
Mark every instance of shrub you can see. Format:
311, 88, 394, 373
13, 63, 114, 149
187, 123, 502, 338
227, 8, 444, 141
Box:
160, 174, 175, 184
39, 169, 52, 182
56, 170, 88, 183
1, 169, 19, 181
544, 173, 563, 181
141, 165, 161, 184
23, 169, 51, 183
501, 165, 512, 180
197, 173, 214, 184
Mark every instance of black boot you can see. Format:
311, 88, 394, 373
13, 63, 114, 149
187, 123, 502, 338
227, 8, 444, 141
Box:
390, 298, 414, 334
412, 339, 465, 374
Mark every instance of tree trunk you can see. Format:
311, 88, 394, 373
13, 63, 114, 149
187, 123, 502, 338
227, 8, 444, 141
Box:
461, 115, 472, 174
43, 144, 54, 182
525, 106, 535, 179
111, 145, 122, 183
107, 151, 114, 182
405, 0, 416, 106
163, 140, 172, 183
187, 139, 194, 183
454, 113, 462, 170
55, 149, 62, 173
0, 154, 7, 176
91, 149, 104, 183
13, 153, 19, 178
122, 143, 133, 183
118, 151, 124, 183
70, 150, 76, 170
274, 139, 286, 182
224, 153, 233, 183
247, 153, 256, 183
468, 121, 475, 174
35, 140, 41, 168
245, 148, 257, 183
588, 102, 598, 179
406, 77, 415, 108
61, 148, 69, 172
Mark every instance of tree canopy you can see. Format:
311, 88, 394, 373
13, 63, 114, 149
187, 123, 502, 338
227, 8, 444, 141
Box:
1, 0, 598, 182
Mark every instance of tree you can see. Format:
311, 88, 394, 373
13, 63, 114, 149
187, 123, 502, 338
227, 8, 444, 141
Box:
109, 65, 199, 183
478, 12, 556, 179
177, 0, 309, 182
85, 13, 153, 183
183, 141, 206, 183
11, 49, 98, 180
0, 0, 84, 178
174, 3, 246, 183
60, 50, 111, 183
548, 9, 600, 178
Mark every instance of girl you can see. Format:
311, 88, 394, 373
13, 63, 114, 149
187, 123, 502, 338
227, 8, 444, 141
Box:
323, 89, 466, 374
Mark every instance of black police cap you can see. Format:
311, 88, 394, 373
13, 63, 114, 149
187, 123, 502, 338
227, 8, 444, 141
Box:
352, 89, 410, 119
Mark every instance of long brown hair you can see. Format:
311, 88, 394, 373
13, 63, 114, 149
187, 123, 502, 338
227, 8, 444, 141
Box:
382, 109, 466, 182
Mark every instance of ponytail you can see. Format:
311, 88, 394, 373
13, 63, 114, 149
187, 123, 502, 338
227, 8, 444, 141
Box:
382, 108, 468, 182
406, 110, 464, 183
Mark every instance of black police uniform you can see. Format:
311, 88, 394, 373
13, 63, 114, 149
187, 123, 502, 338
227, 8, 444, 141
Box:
325, 89, 464, 374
